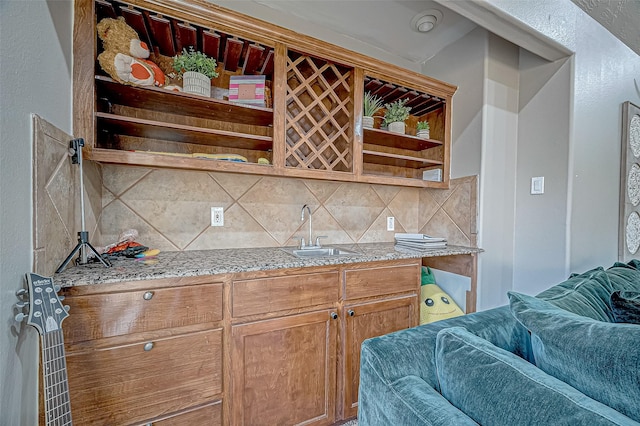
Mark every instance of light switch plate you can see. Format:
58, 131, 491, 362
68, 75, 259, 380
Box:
387, 216, 395, 231
531, 177, 544, 195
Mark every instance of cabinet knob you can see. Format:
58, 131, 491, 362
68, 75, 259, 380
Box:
330, 312, 338, 320
143, 342, 154, 351
143, 291, 154, 300
348, 309, 355, 317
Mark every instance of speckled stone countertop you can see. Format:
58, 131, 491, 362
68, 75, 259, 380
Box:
55, 242, 482, 287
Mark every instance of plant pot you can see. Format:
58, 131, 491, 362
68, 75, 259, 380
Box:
417, 129, 430, 139
182, 71, 211, 97
362, 116, 375, 129
388, 121, 405, 134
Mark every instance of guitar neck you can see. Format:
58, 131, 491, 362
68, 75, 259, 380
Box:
41, 329, 72, 426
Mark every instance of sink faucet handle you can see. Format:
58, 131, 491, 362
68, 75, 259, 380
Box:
295, 236, 306, 249
315, 236, 328, 247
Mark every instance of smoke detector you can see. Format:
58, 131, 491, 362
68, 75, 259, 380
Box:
411, 9, 443, 33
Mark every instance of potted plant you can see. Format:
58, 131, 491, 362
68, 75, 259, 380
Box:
173, 46, 219, 97
416, 120, 430, 139
383, 98, 411, 134
363, 91, 384, 129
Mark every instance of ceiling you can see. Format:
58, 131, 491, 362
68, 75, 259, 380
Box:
252, 0, 478, 63
570, 0, 640, 56
228, 0, 639, 64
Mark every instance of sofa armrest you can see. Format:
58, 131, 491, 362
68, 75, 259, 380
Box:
360, 305, 531, 391
358, 374, 478, 426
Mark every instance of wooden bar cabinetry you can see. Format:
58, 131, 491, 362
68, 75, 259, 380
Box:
60, 277, 225, 426
59, 254, 477, 424
73, 0, 456, 188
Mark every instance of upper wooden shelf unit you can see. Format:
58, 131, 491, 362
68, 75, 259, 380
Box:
74, 0, 456, 188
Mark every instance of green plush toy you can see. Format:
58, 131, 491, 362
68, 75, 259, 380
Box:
420, 266, 464, 324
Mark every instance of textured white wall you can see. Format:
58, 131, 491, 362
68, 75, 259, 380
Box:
0, 1, 73, 423
486, 0, 640, 274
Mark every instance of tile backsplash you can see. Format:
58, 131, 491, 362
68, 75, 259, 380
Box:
99, 164, 478, 251
34, 123, 477, 271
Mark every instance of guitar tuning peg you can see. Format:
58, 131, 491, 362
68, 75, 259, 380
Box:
16, 288, 27, 297
54, 285, 61, 293
15, 301, 28, 309
58, 295, 65, 302
15, 312, 26, 322
64, 305, 70, 312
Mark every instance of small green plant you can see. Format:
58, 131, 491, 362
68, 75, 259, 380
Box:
363, 91, 384, 117
416, 121, 430, 131
383, 98, 411, 126
173, 47, 219, 79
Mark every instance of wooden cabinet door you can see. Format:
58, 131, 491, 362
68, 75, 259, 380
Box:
231, 310, 338, 426
341, 296, 417, 419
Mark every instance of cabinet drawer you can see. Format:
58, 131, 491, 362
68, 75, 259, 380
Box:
146, 401, 222, 426
232, 271, 339, 318
344, 263, 420, 300
64, 283, 222, 343
67, 329, 222, 425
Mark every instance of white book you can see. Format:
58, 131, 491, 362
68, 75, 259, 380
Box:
394, 233, 446, 242
395, 240, 447, 250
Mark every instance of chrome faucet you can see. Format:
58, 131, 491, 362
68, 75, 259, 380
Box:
299, 204, 327, 249
300, 204, 313, 249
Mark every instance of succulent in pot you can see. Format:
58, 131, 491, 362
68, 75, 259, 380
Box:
173, 47, 219, 97
416, 120, 430, 139
363, 91, 384, 129
383, 98, 411, 134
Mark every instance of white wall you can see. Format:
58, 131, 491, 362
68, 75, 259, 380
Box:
486, 0, 640, 275
0, 1, 73, 423
513, 52, 572, 295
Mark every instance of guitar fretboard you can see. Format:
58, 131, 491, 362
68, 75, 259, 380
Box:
42, 329, 72, 426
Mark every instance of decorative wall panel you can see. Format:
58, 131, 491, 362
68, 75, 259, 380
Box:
619, 101, 640, 262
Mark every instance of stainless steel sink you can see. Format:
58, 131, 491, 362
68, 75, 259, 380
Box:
281, 246, 361, 258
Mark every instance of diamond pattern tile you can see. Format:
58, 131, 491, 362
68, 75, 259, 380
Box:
121, 169, 232, 249
324, 183, 385, 241
239, 176, 317, 245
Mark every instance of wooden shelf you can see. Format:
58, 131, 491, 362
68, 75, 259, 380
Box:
96, 113, 273, 152
96, 76, 273, 127
363, 127, 442, 151
88, 148, 274, 173
362, 150, 443, 169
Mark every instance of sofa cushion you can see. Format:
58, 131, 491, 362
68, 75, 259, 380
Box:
509, 292, 640, 422
536, 267, 616, 321
610, 290, 640, 324
435, 327, 638, 426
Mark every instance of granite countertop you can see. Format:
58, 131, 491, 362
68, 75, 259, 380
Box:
55, 242, 482, 287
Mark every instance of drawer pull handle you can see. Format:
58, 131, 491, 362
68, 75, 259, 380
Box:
143, 291, 154, 300
330, 312, 338, 320
143, 342, 154, 351
348, 309, 355, 317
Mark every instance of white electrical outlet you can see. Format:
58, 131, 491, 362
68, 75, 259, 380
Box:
211, 207, 224, 226
387, 216, 395, 231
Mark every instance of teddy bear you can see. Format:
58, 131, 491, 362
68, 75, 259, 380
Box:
96, 17, 167, 87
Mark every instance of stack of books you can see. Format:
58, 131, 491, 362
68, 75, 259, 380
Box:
394, 233, 447, 251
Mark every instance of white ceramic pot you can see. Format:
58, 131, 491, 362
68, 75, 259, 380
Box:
362, 116, 375, 129
417, 129, 430, 139
388, 121, 405, 134
182, 71, 211, 97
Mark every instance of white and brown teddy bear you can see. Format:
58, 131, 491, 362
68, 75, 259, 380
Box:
96, 17, 169, 87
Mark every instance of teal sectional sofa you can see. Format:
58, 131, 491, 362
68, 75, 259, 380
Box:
358, 261, 640, 425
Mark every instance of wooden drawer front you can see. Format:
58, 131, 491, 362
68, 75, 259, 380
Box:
64, 283, 222, 343
344, 263, 419, 300
148, 401, 222, 426
67, 329, 222, 425
232, 271, 339, 318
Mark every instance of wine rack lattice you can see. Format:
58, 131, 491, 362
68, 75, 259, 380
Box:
285, 51, 353, 172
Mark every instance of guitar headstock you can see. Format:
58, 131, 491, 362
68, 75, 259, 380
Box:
18, 273, 69, 335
